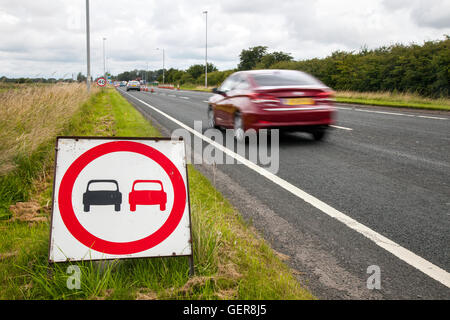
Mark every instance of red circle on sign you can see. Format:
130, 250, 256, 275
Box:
97, 77, 106, 87
58, 141, 186, 255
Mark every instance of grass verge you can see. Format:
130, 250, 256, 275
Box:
179, 84, 214, 92
0, 87, 314, 300
335, 90, 450, 111
178, 85, 450, 111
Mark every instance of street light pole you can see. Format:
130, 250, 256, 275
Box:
85, 0, 91, 92
203, 11, 208, 88
156, 48, 165, 84
103, 37, 106, 79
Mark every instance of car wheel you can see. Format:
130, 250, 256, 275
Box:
84, 205, 89, 212
207, 106, 217, 128
115, 204, 121, 212
130, 204, 136, 212
312, 129, 327, 141
234, 113, 245, 142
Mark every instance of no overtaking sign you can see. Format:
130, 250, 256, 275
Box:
48, 137, 192, 264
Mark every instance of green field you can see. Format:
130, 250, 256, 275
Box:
0, 86, 313, 300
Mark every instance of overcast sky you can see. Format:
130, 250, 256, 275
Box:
0, 0, 449, 79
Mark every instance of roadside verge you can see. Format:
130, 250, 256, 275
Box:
0, 87, 314, 300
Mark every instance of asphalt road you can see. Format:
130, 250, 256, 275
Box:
117, 87, 450, 299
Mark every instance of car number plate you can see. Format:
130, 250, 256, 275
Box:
283, 98, 314, 105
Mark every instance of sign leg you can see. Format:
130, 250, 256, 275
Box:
188, 255, 195, 277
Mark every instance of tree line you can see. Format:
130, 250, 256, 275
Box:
114, 36, 448, 97
269, 36, 449, 98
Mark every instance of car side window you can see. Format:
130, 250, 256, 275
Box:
235, 75, 250, 90
219, 74, 239, 92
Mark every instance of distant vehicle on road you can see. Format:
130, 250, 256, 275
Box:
126, 80, 141, 91
129, 180, 167, 211
208, 69, 336, 141
83, 180, 122, 212
120, 81, 127, 87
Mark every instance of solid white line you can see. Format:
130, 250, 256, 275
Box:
122, 90, 450, 289
330, 125, 353, 131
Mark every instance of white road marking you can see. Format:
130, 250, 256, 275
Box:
335, 105, 448, 120
417, 115, 448, 120
180, 96, 190, 100
330, 125, 353, 131
122, 90, 450, 289
169, 94, 176, 97
203, 101, 209, 103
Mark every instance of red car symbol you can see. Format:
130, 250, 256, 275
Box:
129, 180, 167, 212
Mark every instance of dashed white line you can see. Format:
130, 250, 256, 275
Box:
330, 125, 353, 131
335, 106, 448, 120
417, 115, 448, 120
180, 96, 190, 100
122, 90, 450, 289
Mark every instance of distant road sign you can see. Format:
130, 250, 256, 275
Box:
49, 137, 192, 263
96, 77, 106, 87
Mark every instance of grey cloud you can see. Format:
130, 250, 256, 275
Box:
382, 0, 450, 29
0, 0, 449, 78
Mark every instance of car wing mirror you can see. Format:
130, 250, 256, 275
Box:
212, 88, 226, 96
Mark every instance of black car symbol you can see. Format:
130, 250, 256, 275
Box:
83, 180, 122, 212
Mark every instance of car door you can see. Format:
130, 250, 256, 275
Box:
213, 74, 238, 127
222, 74, 251, 126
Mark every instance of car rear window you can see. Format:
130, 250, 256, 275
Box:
251, 71, 323, 87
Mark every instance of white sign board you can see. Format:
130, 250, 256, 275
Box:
48, 137, 192, 263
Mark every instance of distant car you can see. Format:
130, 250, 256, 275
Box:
126, 80, 141, 91
83, 180, 122, 212
208, 69, 336, 141
129, 180, 167, 212
119, 81, 127, 87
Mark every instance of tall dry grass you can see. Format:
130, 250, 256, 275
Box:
0, 83, 99, 174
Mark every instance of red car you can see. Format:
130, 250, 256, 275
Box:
129, 180, 167, 212
208, 69, 336, 141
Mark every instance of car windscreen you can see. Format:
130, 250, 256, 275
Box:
252, 71, 324, 87
87, 182, 118, 191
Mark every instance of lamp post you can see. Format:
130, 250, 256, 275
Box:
102, 37, 106, 79
156, 48, 165, 84
85, 0, 91, 92
203, 10, 208, 88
